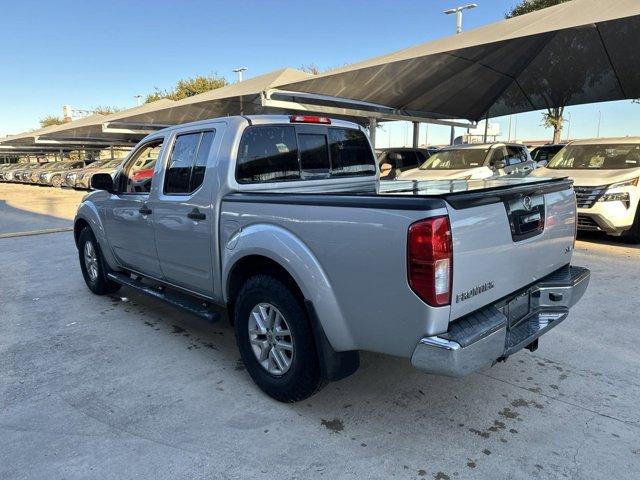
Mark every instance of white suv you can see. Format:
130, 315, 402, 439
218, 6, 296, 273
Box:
531, 138, 640, 242
397, 143, 536, 181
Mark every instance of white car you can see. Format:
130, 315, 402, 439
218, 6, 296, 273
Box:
397, 143, 537, 181
531, 137, 640, 242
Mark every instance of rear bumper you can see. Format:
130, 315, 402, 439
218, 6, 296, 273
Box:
411, 265, 590, 377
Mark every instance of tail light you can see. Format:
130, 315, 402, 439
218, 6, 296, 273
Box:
289, 115, 331, 124
407, 216, 452, 306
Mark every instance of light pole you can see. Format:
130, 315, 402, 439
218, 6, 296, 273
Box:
597, 110, 602, 137
444, 4, 477, 144
233, 67, 248, 83
443, 3, 478, 34
134, 94, 142, 106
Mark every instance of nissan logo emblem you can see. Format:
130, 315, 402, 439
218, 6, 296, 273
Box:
522, 196, 533, 211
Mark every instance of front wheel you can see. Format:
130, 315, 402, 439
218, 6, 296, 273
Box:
51, 175, 62, 188
623, 202, 640, 243
234, 274, 324, 402
78, 227, 121, 295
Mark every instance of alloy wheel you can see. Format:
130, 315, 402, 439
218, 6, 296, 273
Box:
83, 240, 99, 282
248, 303, 294, 376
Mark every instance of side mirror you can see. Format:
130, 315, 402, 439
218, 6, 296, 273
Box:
91, 173, 114, 192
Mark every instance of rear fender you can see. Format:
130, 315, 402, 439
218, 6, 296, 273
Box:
221, 223, 355, 351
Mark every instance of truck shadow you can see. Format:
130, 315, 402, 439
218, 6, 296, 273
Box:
577, 230, 640, 249
0, 199, 74, 236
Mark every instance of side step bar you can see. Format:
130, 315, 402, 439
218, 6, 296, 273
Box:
107, 272, 220, 322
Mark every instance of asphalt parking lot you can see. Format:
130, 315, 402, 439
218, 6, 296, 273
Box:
1, 184, 639, 480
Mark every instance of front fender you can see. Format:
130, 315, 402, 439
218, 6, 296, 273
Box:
74, 195, 119, 271
221, 223, 355, 351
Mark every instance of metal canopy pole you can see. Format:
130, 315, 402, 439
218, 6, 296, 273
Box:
483, 113, 489, 143
369, 118, 377, 147
412, 121, 420, 148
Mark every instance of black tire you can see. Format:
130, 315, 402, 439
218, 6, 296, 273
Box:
623, 202, 640, 243
78, 227, 121, 295
234, 274, 324, 402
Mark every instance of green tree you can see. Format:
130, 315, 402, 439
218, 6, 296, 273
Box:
145, 74, 228, 103
92, 106, 122, 115
39, 115, 64, 128
507, 0, 572, 142
300, 64, 321, 75
506, 0, 570, 18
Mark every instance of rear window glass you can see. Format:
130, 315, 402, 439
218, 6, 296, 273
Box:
236, 126, 300, 183
235, 125, 375, 184
299, 133, 330, 177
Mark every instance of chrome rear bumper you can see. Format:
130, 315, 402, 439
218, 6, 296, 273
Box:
411, 265, 590, 377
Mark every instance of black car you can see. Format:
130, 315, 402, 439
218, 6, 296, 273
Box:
377, 148, 431, 179
530, 144, 565, 167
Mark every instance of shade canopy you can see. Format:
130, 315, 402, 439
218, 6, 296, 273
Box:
40, 99, 177, 142
0, 116, 100, 145
278, 0, 640, 121
106, 68, 315, 127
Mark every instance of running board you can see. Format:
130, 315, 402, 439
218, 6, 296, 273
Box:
107, 272, 220, 322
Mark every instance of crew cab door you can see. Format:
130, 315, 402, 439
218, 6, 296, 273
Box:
149, 126, 222, 297
101, 138, 165, 277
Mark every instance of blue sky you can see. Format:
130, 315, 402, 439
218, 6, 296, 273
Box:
1, 0, 637, 146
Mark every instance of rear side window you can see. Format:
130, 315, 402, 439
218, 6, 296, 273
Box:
164, 130, 215, 194
328, 128, 376, 176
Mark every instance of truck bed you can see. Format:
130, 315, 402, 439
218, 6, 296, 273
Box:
221, 176, 577, 357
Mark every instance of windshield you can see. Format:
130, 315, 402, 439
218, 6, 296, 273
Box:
547, 144, 640, 170
419, 148, 488, 170
100, 159, 123, 168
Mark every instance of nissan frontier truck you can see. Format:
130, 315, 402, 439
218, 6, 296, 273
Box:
74, 115, 590, 402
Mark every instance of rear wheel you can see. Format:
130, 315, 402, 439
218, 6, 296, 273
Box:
78, 227, 121, 295
51, 175, 62, 188
234, 274, 323, 402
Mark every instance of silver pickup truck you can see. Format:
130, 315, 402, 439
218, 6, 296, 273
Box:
74, 115, 590, 402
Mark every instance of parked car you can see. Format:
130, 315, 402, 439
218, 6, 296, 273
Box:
1, 163, 27, 182
75, 158, 126, 190
62, 160, 109, 188
0, 163, 19, 181
530, 144, 565, 167
531, 137, 640, 241
27, 162, 60, 184
14, 163, 44, 183
377, 148, 431, 179
397, 143, 537, 181
74, 114, 589, 402
39, 161, 86, 187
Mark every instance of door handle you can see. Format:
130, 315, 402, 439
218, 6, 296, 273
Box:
139, 206, 152, 215
187, 208, 206, 221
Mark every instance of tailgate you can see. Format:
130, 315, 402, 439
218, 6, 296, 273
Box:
445, 178, 576, 320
